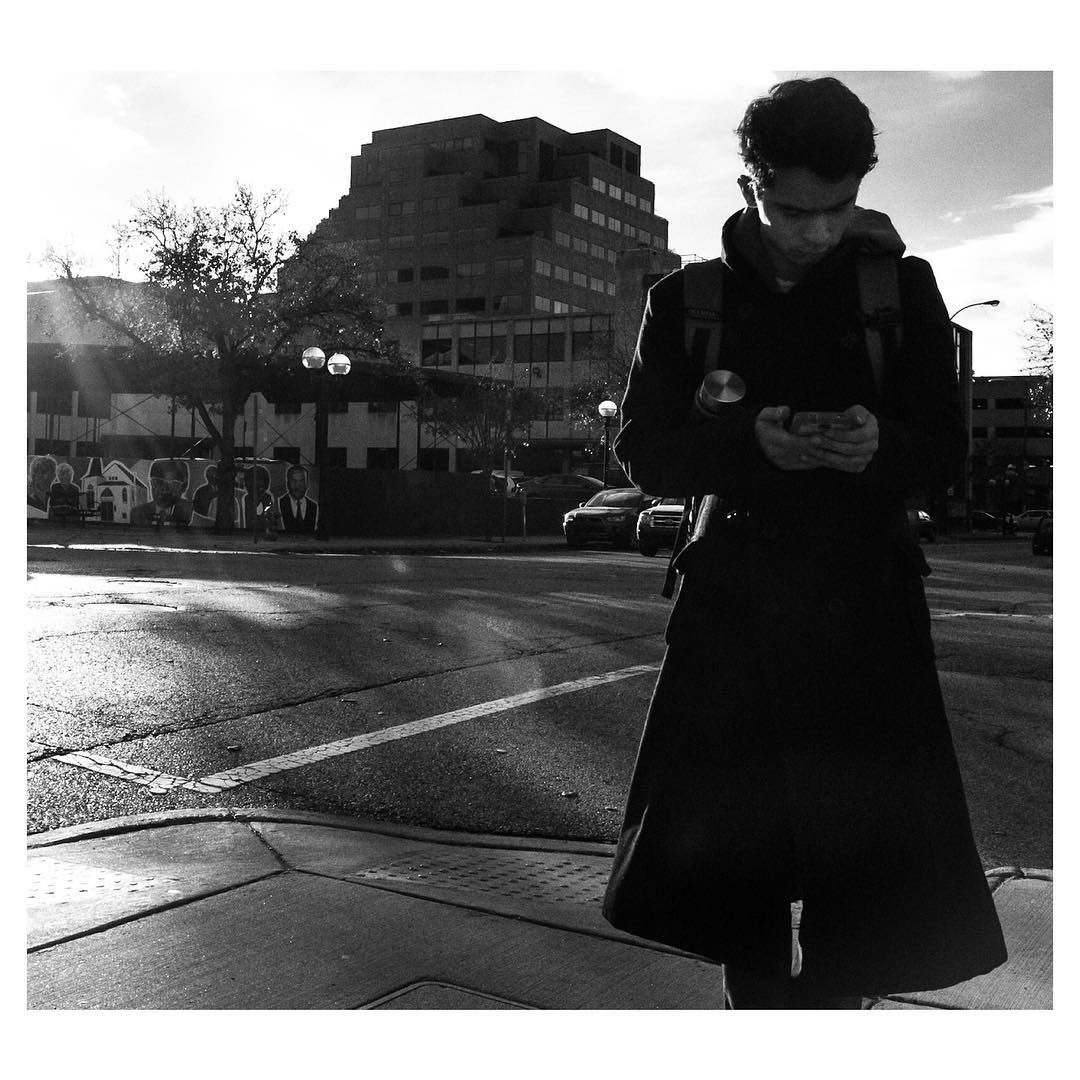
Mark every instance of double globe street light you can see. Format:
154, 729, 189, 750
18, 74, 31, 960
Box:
301, 346, 351, 540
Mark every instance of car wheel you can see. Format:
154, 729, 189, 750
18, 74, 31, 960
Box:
638, 541, 658, 557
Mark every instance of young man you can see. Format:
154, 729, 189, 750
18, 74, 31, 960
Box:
601, 77, 1007, 1009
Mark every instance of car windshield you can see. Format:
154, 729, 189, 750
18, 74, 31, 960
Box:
656, 498, 685, 508
586, 490, 641, 508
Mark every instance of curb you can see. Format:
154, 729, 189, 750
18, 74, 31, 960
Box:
26, 806, 619, 858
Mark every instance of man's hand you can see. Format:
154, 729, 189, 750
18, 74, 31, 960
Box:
809, 405, 879, 473
754, 405, 879, 473
754, 406, 822, 471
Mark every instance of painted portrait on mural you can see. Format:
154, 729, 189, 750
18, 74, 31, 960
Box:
27, 455, 58, 518
278, 465, 319, 534
28, 455, 321, 530
131, 458, 194, 526
48, 462, 81, 520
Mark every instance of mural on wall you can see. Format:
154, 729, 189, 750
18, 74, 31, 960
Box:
26, 456, 320, 531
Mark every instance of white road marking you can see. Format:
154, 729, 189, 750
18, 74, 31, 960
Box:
930, 610, 1051, 620
52, 664, 660, 795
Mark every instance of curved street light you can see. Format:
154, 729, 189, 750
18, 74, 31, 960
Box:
598, 399, 618, 489
950, 299, 1000, 321
301, 346, 351, 539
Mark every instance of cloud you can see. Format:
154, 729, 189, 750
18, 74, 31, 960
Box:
926, 200, 1052, 374
996, 186, 1053, 210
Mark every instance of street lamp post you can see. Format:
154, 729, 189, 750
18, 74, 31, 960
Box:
598, 399, 618, 488
301, 346, 351, 540
948, 300, 1000, 518
949, 299, 1000, 321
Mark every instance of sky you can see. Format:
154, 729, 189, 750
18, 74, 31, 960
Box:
17, 64, 1052, 379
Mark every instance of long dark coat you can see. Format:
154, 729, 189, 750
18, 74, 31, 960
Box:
601, 207, 1007, 997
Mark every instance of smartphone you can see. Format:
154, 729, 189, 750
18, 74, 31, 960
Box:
789, 411, 859, 437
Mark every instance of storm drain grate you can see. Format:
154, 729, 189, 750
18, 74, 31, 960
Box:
349, 849, 610, 904
27, 857, 183, 905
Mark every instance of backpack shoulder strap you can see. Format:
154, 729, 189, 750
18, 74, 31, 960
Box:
683, 258, 726, 373
855, 253, 903, 398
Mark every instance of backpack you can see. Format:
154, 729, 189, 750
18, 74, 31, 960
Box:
661, 252, 903, 598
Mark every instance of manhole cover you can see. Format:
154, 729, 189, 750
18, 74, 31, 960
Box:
27, 857, 182, 904
349, 848, 609, 903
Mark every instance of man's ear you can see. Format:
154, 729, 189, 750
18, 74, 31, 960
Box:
738, 175, 756, 207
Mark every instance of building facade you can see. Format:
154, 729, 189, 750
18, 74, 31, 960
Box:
969, 374, 1053, 512
313, 113, 681, 475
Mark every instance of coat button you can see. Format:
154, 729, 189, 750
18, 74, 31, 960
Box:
827, 597, 846, 617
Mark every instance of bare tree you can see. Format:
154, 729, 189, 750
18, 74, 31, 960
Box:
46, 184, 385, 530
1022, 304, 1053, 424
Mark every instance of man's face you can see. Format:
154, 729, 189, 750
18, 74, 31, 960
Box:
287, 470, 308, 499
742, 167, 861, 270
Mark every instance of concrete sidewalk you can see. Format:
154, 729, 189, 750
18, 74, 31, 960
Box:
26, 809, 1052, 1010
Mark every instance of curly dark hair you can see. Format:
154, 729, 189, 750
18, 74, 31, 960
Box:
737, 77, 879, 189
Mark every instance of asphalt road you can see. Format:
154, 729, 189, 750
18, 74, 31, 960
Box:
26, 537, 1051, 869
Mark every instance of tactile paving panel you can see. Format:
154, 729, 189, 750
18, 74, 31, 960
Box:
28, 856, 183, 905
349, 848, 609, 903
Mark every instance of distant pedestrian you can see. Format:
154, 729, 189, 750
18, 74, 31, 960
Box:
602, 76, 1007, 1009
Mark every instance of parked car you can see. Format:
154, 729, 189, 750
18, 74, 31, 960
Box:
636, 497, 687, 556
970, 510, 1002, 532
516, 473, 604, 500
563, 487, 653, 549
1032, 515, 1053, 555
906, 508, 936, 543
471, 469, 524, 495
1015, 509, 1052, 532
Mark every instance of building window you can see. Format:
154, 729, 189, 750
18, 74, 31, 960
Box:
624, 191, 638, 208
638, 230, 651, 245
591, 177, 607, 194
573, 203, 589, 220
553, 265, 570, 283
572, 271, 587, 288
623, 222, 636, 238
386, 301, 414, 316
608, 216, 622, 233
534, 295, 552, 312
420, 265, 450, 280
535, 259, 552, 276
493, 257, 524, 275
386, 267, 414, 283
590, 209, 605, 227
572, 236, 588, 254
609, 144, 624, 169
387, 233, 415, 249
625, 152, 639, 176
355, 204, 382, 220
420, 299, 450, 315
455, 296, 486, 313
421, 324, 453, 364
422, 195, 452, 212
589, 241, 606, 259
458, 226, 486, 243
422, 230, 451, 246
589, 277, 605, 293
552, 300, 570, 315
387, 200, 416, 216
554, 230, 570, 248
607, 249, 617, 264
367, 447, 399, 469
640, 197, 652, 213
458, 321, 508, 366
417, 447, 450, 472
494, 293, 523, 313
456, 261, 487, 277
513, 319, 566, 366
543, 389, 566, 420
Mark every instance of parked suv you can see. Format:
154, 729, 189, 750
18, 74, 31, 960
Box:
636, 497, 687, 556
562, 487, 653, 549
